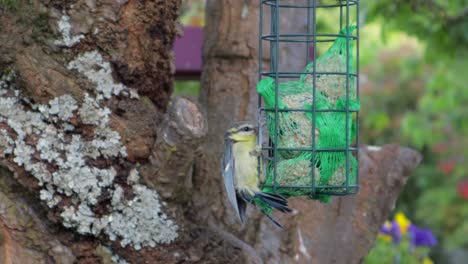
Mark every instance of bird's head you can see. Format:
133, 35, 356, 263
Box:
225, 122, 257, 143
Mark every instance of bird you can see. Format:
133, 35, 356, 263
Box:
222, 121, 292, 227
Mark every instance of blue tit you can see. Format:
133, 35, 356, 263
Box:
222, 121, 292, 228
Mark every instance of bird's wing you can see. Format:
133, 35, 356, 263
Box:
237, 195, 247, 223
222, 138, 242, 222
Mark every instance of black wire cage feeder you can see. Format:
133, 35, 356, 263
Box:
257, 0, 360, 203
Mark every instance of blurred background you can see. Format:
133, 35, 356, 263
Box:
175, 1, 468, 263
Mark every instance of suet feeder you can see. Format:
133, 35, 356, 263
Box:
257, 0, 360, 202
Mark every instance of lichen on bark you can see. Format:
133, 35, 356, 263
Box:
0, 5, 180, 250
0, 66, 178, 250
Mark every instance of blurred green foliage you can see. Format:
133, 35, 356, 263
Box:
174, 81, 200, 97
366, 238, 433, 264
180, 0, 205, 27
365, 213, 437, 264
365, 0, 468, 57
362, 0, 468, 262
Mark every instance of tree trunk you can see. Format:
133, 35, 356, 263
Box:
0, 1, 422, 264
0, 0, 211, 263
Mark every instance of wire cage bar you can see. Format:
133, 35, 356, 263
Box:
257, 0, 360, 199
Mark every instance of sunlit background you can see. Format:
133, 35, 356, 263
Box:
176, 1, 468, 263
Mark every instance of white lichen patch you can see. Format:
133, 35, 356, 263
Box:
13, 141, 35, 166
52, 166, 116, 205
111, 185, 125, 207
37, 94, 78, 121
98, 246, 129, 264
68, 51, 138, 101
0, 63, 177, 249
0, 71, 16, 90
24, 162, 52, 185
112, 254, 130, 264
106, 184, 179, 249
54, 14, 85, 47
40, 188, 62, 208
87, 127, 128, 159
36, 126, 66, 163
79, 93, 111, 126
127, 168, 140, 185
0, 129, 14, 156
61, 204, 109, 235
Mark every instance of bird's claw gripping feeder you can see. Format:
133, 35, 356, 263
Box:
257, 0, 360, 204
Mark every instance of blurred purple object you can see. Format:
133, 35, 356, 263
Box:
174, 26, 203, 79
408, 225, 438, 247
380, 221, 402, 244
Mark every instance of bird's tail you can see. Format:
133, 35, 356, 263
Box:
254, 192, 292, 228
238, 191, 292, 228
254, 192, 292, 213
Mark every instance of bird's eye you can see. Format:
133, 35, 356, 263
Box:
243, 127, 251, 132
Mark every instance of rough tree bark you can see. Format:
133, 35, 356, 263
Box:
0, 1, 422, 264
0, 0, 212, 263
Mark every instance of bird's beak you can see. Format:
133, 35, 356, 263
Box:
254, 126, 259, 133
224, 132, 235, 142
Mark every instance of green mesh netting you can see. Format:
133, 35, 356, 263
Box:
257, 78, 321, 159
257, 26, 360, 204
300, 25, 358, 104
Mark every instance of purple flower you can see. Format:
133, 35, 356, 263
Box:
380, 221, 402, 244
407, 224, 438, 247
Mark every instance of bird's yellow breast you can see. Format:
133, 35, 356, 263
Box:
233, 140, 261, 195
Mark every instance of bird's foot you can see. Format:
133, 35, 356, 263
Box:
249, 145, 263, 157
